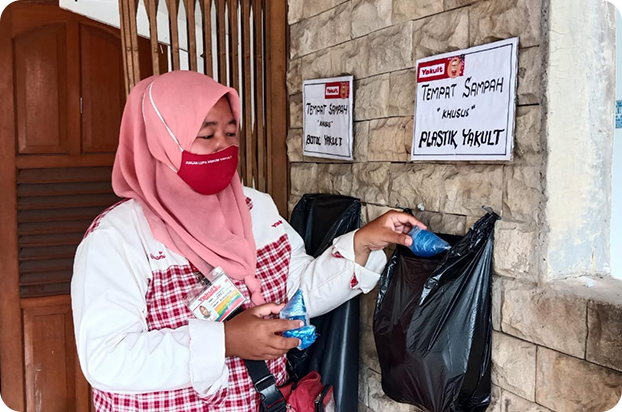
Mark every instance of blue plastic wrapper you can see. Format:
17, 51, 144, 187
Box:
280, 289, 318, 350
408, 227, 451, 258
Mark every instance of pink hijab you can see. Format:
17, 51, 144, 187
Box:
112, 70, 264, 306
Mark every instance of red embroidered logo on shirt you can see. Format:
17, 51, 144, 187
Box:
150, 251, 166, 260
331, 247, 344, 259
272, 220, 283, 228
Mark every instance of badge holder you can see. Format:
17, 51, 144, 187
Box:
185, 266, 246, 322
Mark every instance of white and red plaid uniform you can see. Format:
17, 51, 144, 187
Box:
92, 231, 291, 412
73, 188, 386, 412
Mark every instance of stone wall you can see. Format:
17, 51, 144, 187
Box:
286, 0, 622, 411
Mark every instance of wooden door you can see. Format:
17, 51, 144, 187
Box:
22, 296, 84, 412
0, 2, 165, 411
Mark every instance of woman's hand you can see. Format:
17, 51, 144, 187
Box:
223, 303, 302, 360
353, 210, 427, 265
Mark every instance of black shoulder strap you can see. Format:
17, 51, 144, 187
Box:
243, 359, 288, 412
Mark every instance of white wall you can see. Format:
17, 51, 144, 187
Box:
613, 10, 622, 278
545, 0, 614, 279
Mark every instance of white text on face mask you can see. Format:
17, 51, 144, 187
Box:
185, 155, 233, 166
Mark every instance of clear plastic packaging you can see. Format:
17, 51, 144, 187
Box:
280, 289, 317, 350
408, 226, 451, 258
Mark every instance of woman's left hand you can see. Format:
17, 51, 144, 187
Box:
353, 210, 427, 265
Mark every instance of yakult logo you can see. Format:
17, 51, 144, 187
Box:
324, 82, 349, 99
417, 55, 465, 83
419, 63, 445, 79
325, 85, 340, 97
150, 251, 166, 260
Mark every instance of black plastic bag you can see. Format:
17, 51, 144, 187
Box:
288, 193, 362, 412
373, 212, 499, 412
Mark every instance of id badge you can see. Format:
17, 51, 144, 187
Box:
185, 266, 246, 322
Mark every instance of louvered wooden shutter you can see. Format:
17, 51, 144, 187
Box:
17, 167, 119, 298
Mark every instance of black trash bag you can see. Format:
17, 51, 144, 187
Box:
288, 193, 362, 412
373, 212, 499, 412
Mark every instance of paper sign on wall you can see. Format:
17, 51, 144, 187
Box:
411, 38, 519, 161
303, 76, 353, 160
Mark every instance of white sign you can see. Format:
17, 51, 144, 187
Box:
303, 76, 353, 160
411, 38, 519, 161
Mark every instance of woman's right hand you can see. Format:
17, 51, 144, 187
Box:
223, 303, 302, 360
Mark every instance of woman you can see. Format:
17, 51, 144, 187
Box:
71, 70, 424, 411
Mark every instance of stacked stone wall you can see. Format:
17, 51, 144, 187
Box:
286, 1, 622, 411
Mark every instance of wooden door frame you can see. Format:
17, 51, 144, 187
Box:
265, 0, 289, 215
0, 3, 25, 410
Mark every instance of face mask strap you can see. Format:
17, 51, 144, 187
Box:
140, 85, 178, 173
147, 83, 184, 153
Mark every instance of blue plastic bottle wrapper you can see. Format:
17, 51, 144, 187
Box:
280, 289, 317, 350
408, 227, 451, 258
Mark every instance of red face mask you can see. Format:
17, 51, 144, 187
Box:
177, 145, 239, 195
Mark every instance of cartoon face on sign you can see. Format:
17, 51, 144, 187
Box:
447, 56, 465, 79
340, 82, 349, 98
